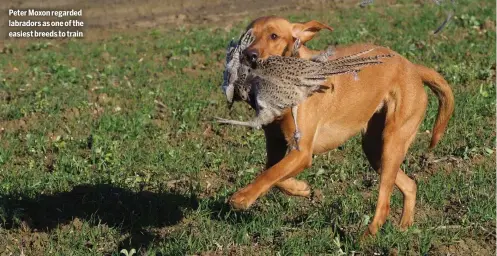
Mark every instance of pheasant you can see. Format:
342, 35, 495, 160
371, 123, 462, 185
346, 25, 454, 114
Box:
221, 29, 333, 108
218, 30, 393, 150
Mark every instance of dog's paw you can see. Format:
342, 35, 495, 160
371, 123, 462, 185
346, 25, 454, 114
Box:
277, 178, 311, 197
399, 217, 414, 231
360, 224, 379, 242
229, 187, 257, 210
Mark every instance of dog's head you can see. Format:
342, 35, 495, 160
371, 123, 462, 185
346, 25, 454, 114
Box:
242, 16, 333, 64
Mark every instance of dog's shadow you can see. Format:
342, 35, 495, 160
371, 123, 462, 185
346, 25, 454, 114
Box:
0, 184, 199, 250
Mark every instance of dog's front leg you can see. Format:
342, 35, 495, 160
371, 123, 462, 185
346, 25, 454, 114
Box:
230, 125, 314, 210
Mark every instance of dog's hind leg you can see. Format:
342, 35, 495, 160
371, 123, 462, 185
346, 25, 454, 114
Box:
362, 85, 427, 236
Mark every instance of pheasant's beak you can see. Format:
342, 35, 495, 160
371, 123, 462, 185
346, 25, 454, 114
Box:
224, 90, 234, 107
223, 82, 235, 109
222, 66, 234, 100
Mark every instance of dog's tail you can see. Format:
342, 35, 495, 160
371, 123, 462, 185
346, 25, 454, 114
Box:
416, 64, 455, 149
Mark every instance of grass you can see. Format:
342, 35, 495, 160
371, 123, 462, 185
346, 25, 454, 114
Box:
0, 0, 495, 255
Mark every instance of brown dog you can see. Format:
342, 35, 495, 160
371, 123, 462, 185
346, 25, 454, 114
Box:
226, 16, 454, 236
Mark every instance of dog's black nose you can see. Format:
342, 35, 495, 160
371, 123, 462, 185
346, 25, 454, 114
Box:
243, 48, 259, 64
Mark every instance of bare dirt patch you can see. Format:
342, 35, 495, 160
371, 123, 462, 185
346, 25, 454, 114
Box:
431, 237, 495, 256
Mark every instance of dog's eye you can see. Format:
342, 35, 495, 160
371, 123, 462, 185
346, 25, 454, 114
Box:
270, 33, 278, 40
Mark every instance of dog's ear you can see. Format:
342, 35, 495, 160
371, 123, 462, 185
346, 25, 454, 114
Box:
291, 20, 333, 43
